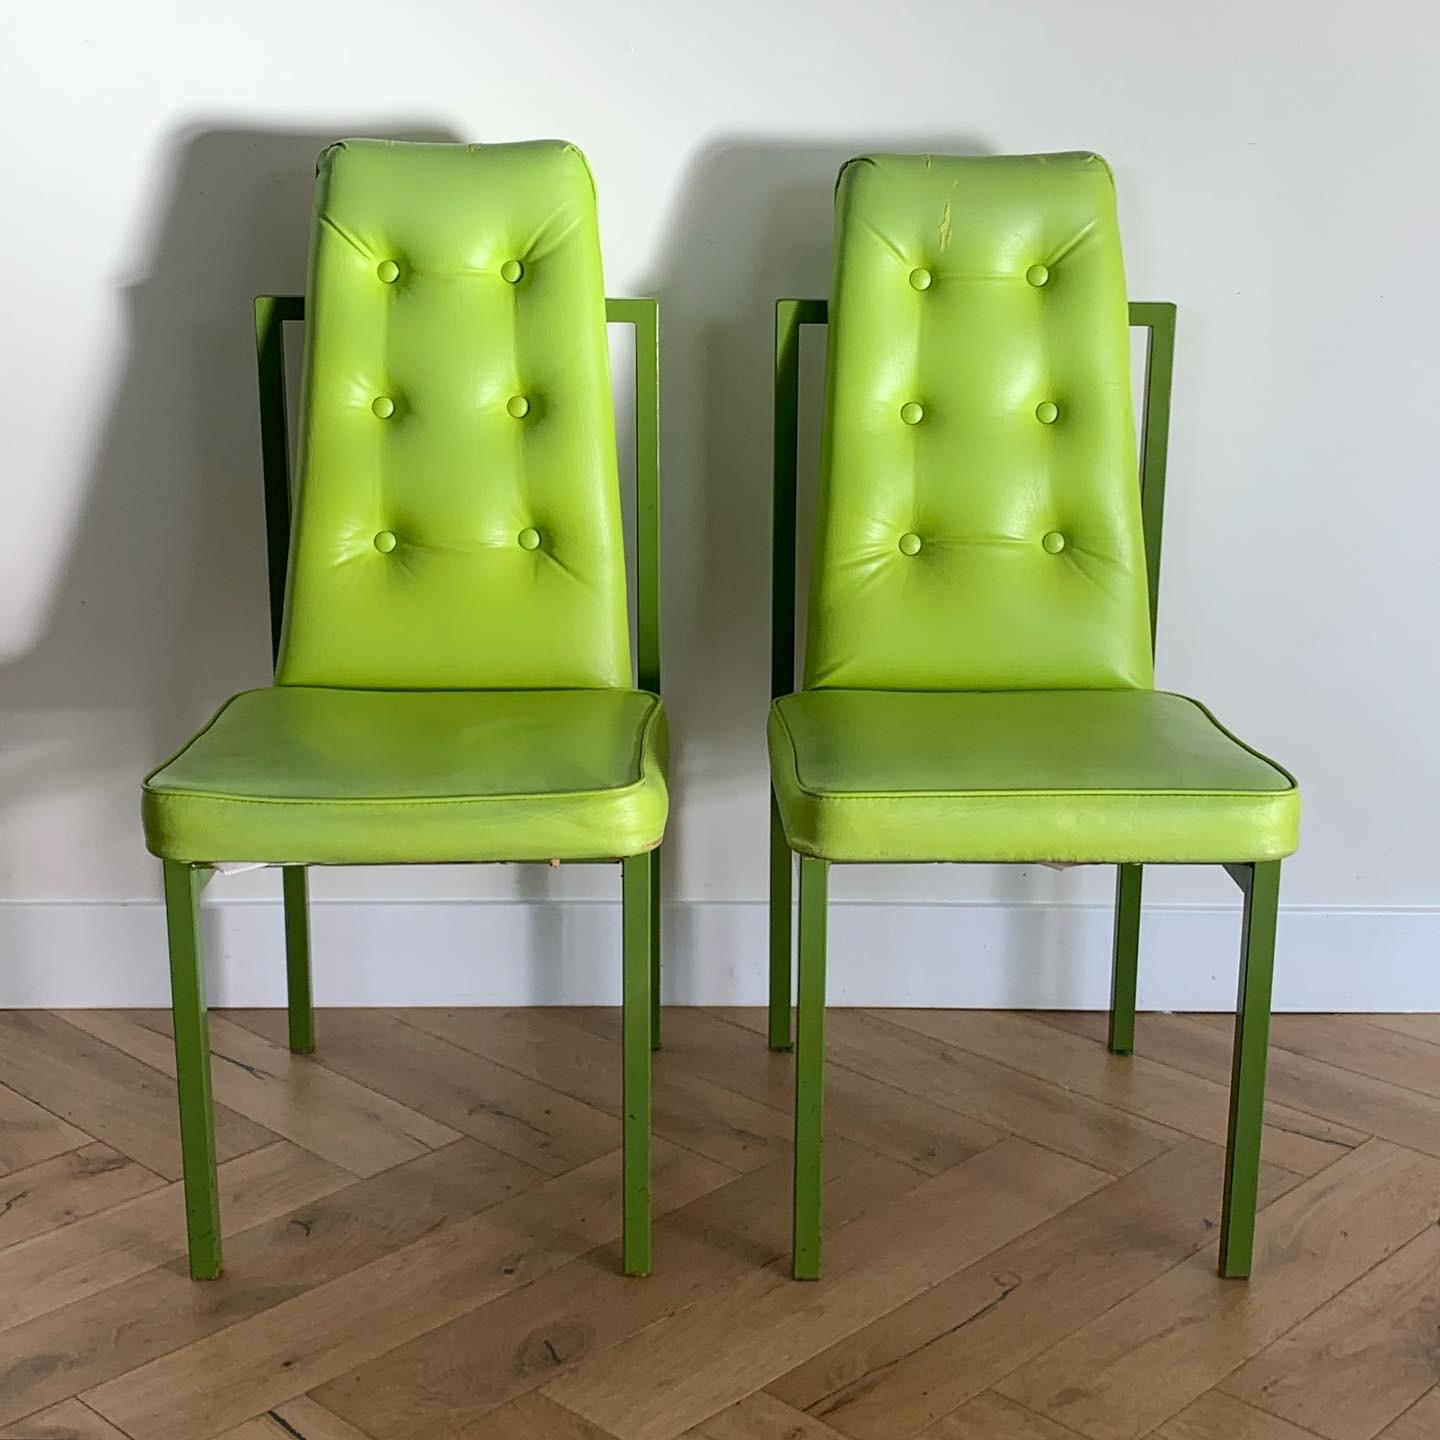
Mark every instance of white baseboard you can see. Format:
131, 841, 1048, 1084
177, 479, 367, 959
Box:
1, 898, 1435, 1011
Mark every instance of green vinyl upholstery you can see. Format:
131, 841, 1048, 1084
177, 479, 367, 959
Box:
771, 152, 1298, 865
145, 687, 667, 865
280, 139, 629, 691
804, 152, 1152, 693
769, 689, 1297, 864
143, 138, 663, 1283
772, 151, 1300, 1283
142, 140, 666, 866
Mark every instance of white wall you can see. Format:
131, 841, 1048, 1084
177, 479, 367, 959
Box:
2, 1, 1436, 1005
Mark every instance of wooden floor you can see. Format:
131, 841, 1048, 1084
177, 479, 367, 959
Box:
1, 1008, 1439, 1440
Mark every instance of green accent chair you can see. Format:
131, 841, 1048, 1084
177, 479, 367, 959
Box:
142, 139, 665, 1280
768, 153, 1299, 1281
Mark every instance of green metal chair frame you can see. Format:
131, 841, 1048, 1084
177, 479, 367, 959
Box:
769, 300, 1281, 1281
162, 294, 661, 1281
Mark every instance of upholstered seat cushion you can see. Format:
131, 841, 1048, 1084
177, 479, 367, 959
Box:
768, 689, 1298, 864
143, 686, 667, 864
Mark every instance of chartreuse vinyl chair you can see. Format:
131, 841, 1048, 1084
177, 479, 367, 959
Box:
141, 139, 665, 1280
768, 153, 1299, 1281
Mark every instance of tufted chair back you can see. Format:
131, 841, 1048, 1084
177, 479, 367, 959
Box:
804, 152, 1154, 693
276, 139, 630, 691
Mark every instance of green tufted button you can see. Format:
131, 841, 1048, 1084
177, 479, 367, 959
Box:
373, 530, 397, 553
1026, 263, 1050, 287
1036, 400, 1059, 424
501, 259, 525, 284
898, 532, 922, 556
518, 526, 541, 551
507, 395, 531, 419
900, 401, 925, 426
376, 259, 400, 284
1042, 530, 1067, 554
908, 267, 933, 291
371, 396, 395, 419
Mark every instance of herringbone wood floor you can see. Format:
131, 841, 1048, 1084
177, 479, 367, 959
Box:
1, 1008, 1439, 1440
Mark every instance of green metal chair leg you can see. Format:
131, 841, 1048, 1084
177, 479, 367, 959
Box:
162, 860, 222, 1280
793, 855, 828, 1280
282, 865, 315, 1054
1219, 860, 1281, 1279
648, 846, 661, 1051
1108, 863, 1143, 1054
621, 854, 653, 1276
768, 791, 794, 1050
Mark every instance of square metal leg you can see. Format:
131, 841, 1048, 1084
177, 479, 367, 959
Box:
163, 859, 222, 1280
1219, 859, 1281, 1278
621, 853, 653, 1276
282, 865, 314, 1055
1108, 863, 1143, 1055
769, 790, 794, 1051
792, 855, 828, 1279
648, 846, 661, 1051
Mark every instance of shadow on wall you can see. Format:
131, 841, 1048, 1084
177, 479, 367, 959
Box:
518, 131, 1072, 1000
630, 146, 1057, 822
0, 122, 456, 882
634, 134, 1100, 1006
638, 135, 991, 795
2, 123, 1090, 1003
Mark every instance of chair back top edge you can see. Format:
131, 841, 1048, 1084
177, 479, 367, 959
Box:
805, 151, 1154, 693
276, 139, 632, 693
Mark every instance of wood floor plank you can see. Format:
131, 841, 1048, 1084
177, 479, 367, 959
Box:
64, 1011, 459, 1177
1153, 1391, 1322, 1440
1036, 1012, 1368, 1164
1181, 1012, 1440, 1156
1267, 1012, 1440, 1100
315, 1138, 923, 1440
573, 1006, 1004, 1175
881, 1009, 1350, 1176
3, 1008, 1436, 1440
214, 1396, 377, 1439
689, 1392, 852, 1439
0, 1142, 164, 1250
0, 1138, 542, 1427
0, 1141, 350, 1331
0, 1083, 87, 1177
83, 1142, 734, 1440
283, 1399, 380, 1440
543, 1138, 1109, 1440
769, 1138, 1300, 1439
229, 1007, 616, 1175
1220, 1220, 1440, 1439
995, 1139, 1440, 1440
0, 1398, 133, 1439
1045, 1012, 1440, 1160
0, 1011, 273, 1178
465, 1394, 621, 1440
1376, 1389, 1440, 1439
1362, 1015, 1440, 1046
819, 1010, 1185, 1175
400, 1007, 794, 1173
921, 1392, 1089, 1440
